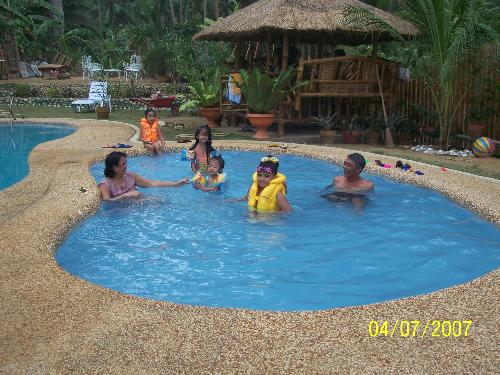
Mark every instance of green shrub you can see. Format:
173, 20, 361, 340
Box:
143, 45, 174, 78
15, 84, 31, 97
46, 86, 60, 98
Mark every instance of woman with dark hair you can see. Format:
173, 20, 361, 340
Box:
188, 124, 217, 173
98, 151, 189, 201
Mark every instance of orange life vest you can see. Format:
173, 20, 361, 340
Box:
140, 118, 160, 143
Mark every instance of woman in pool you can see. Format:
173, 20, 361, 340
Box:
98, 151, 189, 201
246, 155, 291, 213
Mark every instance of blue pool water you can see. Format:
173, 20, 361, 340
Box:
0, 123, 74, 190
56, 152, 500, 311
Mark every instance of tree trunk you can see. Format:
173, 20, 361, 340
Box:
179, 0, 184, 24
96, 0, 102, 35
213, 0, 219, 19
49, 0, 65, 44
203, 0, 207, 20
169, 0, 176, 25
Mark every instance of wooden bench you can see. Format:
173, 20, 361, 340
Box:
294, 56, 399, 116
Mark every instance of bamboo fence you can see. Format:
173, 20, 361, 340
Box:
395, 45, 499, 143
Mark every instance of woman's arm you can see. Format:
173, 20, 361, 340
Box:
135, 174, 189, 188
276, 192, 292, 213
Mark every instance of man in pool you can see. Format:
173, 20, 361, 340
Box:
322, 153, 373, 207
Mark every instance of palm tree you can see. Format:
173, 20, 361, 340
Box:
346, 0, 498, 149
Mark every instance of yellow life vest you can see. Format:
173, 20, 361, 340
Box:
248, 172, 286, 212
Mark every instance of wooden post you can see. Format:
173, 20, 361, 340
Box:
376, 65, 395, 148
234, 42, 241, 69
281, 32, 289, 72
248, 42, 254, 73
266, 33, 271, 75
372, 32, 378, 57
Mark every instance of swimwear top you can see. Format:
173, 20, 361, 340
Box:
99, 172, 137, 198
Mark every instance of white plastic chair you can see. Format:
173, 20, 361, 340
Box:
123, 54, 142, 80
71, 81, 112, 112
82, 55, 92, 79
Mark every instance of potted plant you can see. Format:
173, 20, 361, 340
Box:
365, 116, 381, 145
239, 67, 303, 140
180, 72, 220, 128
374, 112, 410, 145
343, 115, 368, 144
313, 113, 341, 144
466, 90, 496, 139
396, 117, 419, 145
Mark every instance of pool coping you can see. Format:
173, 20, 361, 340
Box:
0, 118, 498, 374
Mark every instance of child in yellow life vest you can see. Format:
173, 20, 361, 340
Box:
246, 156, 291, 213
193, 155, 226, 192
139, 108, 165, 155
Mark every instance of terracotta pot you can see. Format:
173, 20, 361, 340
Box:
342, 130, 362, 144
199, 107, 221, 128
365, 131, 380, 145
468, 123, 486, 140
319, 130, 336, 144
247, 113, 275, 140
96, 106, 110, 120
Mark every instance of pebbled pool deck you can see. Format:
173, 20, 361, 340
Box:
0, 119, 498, 374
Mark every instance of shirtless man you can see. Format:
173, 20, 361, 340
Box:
323, 153, 373, 207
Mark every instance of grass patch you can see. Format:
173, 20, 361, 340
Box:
0, 105, 254, 141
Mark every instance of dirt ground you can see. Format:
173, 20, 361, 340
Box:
178, 119, 500, 179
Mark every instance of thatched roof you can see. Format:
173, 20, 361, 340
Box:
194, 0, 417, 45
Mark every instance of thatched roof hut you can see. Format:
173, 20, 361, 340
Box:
193, 0, 417, 45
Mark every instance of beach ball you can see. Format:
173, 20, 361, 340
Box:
472, 137, 495, 157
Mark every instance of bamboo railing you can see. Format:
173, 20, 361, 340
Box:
395, 45, 499, 141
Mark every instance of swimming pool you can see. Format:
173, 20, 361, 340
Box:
0, 123, 74, 190
56, 151, 500, 311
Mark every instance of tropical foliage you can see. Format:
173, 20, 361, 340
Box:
238, 67, 304, 114
4, 0, 237, 81
345, 0, 499, 148
179, 71, 221, 111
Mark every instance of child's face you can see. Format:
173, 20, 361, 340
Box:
257, 171, 275, 188
207, 160, 221, 174
198, 130, 209, 143
146, 112, 156, 124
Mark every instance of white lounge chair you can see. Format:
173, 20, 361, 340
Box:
71, 81, 111, 112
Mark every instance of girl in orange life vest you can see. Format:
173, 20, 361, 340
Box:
139, 108, 166, 155
188, 124, 217, 173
